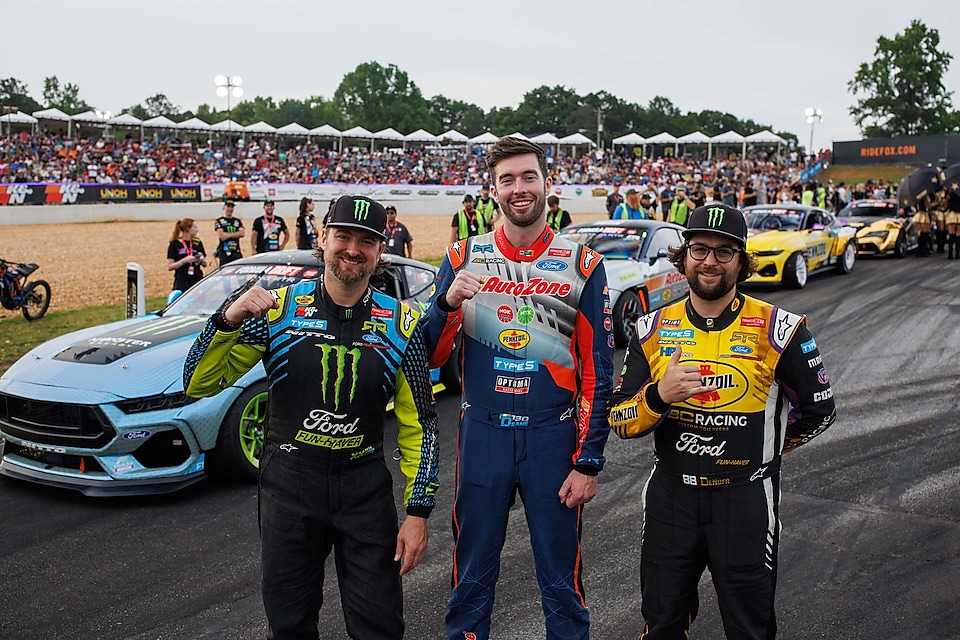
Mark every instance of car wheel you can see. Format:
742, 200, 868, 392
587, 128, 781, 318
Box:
836, 240, 856, 273
613, 289, 646, 347
439, 336, 462, 392
209, 383, 267, 480
783, 252, 807, 289
893, 233, 906, 259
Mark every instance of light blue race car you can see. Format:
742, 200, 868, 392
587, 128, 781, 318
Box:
0, 251, 453, 496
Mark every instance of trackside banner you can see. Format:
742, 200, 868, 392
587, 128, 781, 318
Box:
0, 183, 201, 205
832, 135, 960, 166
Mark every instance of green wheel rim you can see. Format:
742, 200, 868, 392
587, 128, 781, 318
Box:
238, 392, 268, 467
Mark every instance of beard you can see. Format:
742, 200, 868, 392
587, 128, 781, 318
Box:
325, 251, 373, 287
686, 264, 737, 301
500, 189, 547, 228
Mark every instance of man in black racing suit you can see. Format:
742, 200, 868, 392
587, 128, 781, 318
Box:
183, 195, 439, 640
608, 203, 836, 639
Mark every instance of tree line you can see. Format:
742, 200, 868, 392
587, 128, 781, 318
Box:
2, 20, 955, 148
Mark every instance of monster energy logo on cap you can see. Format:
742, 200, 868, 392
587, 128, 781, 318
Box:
354, 199, 371, 220
707, 206, 725, 228
316, 344, 360, 409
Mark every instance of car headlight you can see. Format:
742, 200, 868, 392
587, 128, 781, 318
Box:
115, 392, 198, 414
859, 230, 889, 239
752, 250, 784, 257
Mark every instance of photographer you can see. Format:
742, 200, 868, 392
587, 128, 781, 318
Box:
166, 217, 207, 293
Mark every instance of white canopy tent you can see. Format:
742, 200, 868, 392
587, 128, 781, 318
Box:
276, 122, 310, 136
506, 131, 530, 141
340, 125, 375, 152
710, 130, 747, 158
109, 113, 143, 127
439, 129, 468, 143
642, 131, 678, 156
32, 107, 71, 122
309, 124, 341, 139
529, 132, 560, 144
374, 127, 404, 141
745, 130, 786, 160
469, 131, 499, 145
403, 129, 437, 150
677, 130, 713, 158
244, 121, 277, 134
612, 132, 646, 146
177, 117, 212, 132
1, 111, 38, 135
209, 119, 243, 133
556, 132, 595, 156
141, 115, 179, 129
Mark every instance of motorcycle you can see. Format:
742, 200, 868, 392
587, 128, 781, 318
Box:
0, 258, 52, 321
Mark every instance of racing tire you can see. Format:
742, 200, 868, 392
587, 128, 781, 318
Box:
439, 336, 462, 393
782, 252, 808, 289
836, 240, 856, 274
893, 234, 906, 259
20, 280, 51, 321
209, 382, 268, 481
613, 289, 647, 347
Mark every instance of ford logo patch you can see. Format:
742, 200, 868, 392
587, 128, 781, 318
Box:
363, 333, 383, 344
730, 345, 753, 355
536, 260, 567, 271
122, 430, 151, 440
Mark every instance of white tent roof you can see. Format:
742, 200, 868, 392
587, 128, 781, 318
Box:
745, 130, 786, 143
244, 120, 277, 134
506, 131, 530, 141
309, 124, 341, 137
439, 129, 468, 142
71, 110, 107, 124
177, 117, 211, 131
374, 127, 405, 141
469, 131, 499, 144
677, 131, 711, 144
32, 107, 71, 121
530, 132, 560, 144
645, 131, 678, 144
209, 119, 243, 132
108, 113, 143, 126
142, 115, 179, 128
557, 132, 594, 146
0, 111, 38, 124
710, 130, 745, 143
341, 125, 374, 138
613, 132, 646, 145
276, 122, 309, 135
404, 128, 437, 142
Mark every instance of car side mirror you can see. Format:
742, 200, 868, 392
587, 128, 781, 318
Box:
811, 223, 824, 230
166, 289, 183, 305
649, 248, 668, 265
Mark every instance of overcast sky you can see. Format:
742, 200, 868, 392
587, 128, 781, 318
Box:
7, 1, 960, 149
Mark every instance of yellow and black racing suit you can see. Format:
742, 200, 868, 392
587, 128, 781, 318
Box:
183, 279, 439, 639
608, 292, 836, 639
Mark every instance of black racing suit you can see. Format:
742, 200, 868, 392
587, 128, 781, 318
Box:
184, 279, 439, 640
608, 292, 836, 640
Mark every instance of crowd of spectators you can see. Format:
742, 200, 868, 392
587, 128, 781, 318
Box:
0, 131, 858, 210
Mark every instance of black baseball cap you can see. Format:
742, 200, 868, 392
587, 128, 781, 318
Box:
263, 198, 275, 205
682, 204, 748, 248
324, 195, 387, 240
463, 194, 475, 203
224, 199, 235, 206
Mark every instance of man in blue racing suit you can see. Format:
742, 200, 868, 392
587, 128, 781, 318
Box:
183, 195, 439, 640
424, 136, 614, 640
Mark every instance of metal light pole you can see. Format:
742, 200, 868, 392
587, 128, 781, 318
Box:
2, 106, 18, 138
805, 107, 822, 155
215, 75, 243, 133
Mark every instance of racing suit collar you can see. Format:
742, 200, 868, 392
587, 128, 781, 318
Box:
684, 292, 746, 331
494, 225, 554, 262
317, 279, 372, 320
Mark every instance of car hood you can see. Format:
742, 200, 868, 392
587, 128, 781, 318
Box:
842, 215, 904, 230
0, 314, 208, 402
746, 229, 806, 252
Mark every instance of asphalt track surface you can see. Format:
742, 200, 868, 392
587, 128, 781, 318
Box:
1, 253, 959, 640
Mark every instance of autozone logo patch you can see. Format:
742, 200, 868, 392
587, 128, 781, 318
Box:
480, 276, 571, 297
499, 330, 530, 349
495, 375, 530, 394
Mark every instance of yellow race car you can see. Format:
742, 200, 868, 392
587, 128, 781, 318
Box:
838, 198, 919, 258
743, 204, 858, 289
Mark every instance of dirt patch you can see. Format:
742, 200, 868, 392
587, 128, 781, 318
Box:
0, 213, 601, 311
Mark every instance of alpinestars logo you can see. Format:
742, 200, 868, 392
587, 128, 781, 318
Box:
707, 206, 725, 227
316, 344, 360, 409
354, 199, 371, 220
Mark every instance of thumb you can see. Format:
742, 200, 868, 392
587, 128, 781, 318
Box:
669, 345, 682, 366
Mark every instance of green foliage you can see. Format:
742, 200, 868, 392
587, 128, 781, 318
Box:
0, 297, 167, 377
41, 76, 91, 114
848, 20, 956, 137
0, 78, 42, 114
334, 62, 437, 133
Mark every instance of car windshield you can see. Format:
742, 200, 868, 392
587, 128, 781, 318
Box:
560, 226, 647, 259
165, 263, 320, 316
840, 202, 898, 218
746, 211, 803, 231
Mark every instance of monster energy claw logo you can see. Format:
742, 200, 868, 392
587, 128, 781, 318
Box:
354, 199, 371, 220
707, 206, 725, 228
316, 344, 361, 409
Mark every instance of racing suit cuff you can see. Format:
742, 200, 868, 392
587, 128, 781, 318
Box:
405, 505, 433, 519
644, 382, 672, 414
436, 292, 457, 313
573, 464, 599, 476
212, 309, 242, 332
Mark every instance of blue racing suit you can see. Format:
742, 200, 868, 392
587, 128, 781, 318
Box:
424, 226, 614, 640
